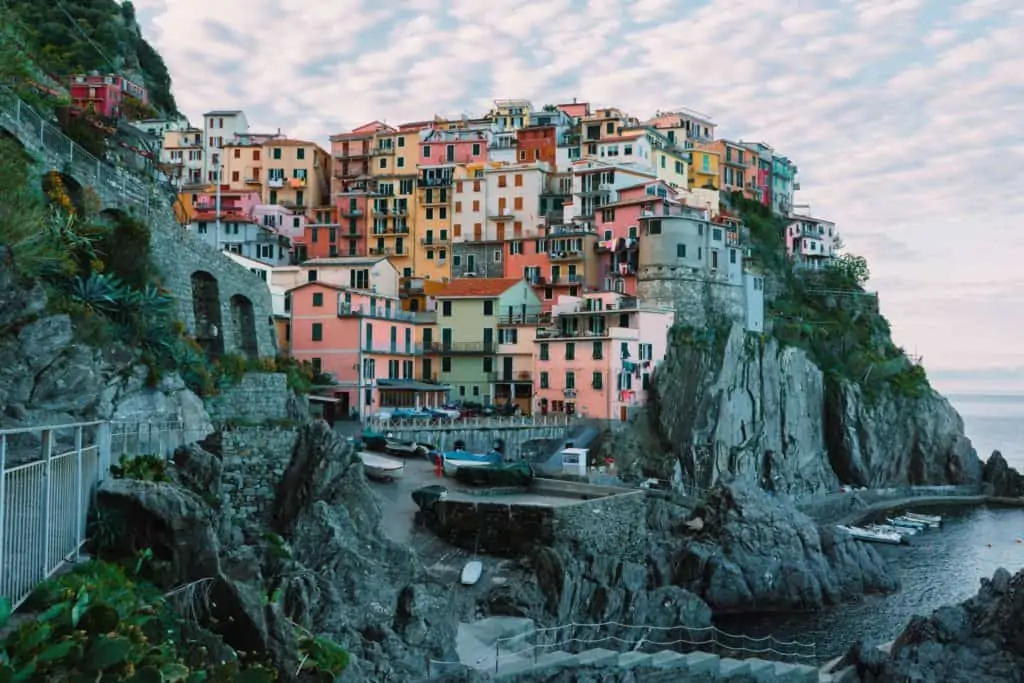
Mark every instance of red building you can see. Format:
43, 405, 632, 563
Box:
516, 125, 557, 168
69, 74, 149, 120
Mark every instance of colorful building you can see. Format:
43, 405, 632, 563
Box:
159, 127, 204, 187
69, 73, 149, 120
533, 292, 673, 421
688, 148, 721, 190
516, 125, 557, 167
785, 214, 839, 270
412, 164, 453, 280
201, 110, 249, 183
287, 282, 443, 420
771, 155, 799, 216
431, 278, 541, 405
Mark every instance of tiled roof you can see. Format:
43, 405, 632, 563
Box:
433, 277, 522, 298
192, 211, 255, 223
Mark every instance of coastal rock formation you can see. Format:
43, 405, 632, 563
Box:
95, 421, 459, 682
846, 567, 1024, 683
485, 481, 895, 633
982, 450, 1024, 498
677, 481, 896, 611
614, 322, 980, 494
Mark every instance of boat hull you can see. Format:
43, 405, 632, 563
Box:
838, 525, 904, 545
358, 452, 406, 482
461, 560, 483, 586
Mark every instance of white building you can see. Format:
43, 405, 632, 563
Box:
159, 127, 204, 186
565, 159, 656, 225
483, 162, 548, 239
188, 215, 290, 266
202, 110, 249, 182
786, 214, 839, 270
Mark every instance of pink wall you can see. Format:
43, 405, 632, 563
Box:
533, 338, 615, 418
504, 237, 555, 310
419, 135, 488, 165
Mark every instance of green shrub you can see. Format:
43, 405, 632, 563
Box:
110, 454, 170, 483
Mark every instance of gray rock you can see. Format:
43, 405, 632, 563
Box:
982, 451, 1024, 498
0, 246, 47, 333
17, 315, 73, 370
845, 566, 1024, 682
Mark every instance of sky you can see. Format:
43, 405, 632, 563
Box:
129, 0, 1024, 393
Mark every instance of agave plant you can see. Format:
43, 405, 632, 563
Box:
68, 272, 125, 314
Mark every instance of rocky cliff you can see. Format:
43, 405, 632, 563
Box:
615, 322, 980, 494
97, 422, 461, 681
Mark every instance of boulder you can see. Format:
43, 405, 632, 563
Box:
982, 451, 1024, 498
845, 567, 1024, 682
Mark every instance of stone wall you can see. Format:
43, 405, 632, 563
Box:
378, 424, 571, 457
219, 426, 299, 536
0, 95, 277, 358
551, 491, 647, 560
636, 268, 744, 327
452, 242, 504, 278
207, 373, 293, 424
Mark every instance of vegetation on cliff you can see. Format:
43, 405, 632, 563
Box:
731, 193, 930, 401
1, 0, 176, 114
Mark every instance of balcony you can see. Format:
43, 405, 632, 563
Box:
548, 274, 585, 285
419, 235, 449, 245
368, 247, 390, 256
548, 250, 584, 262
430, 341, 497, 354
339, 302, 436, 323
417, 175, 452, 188
268, 178, 284, 189
371, 145, 395, 155
498, 312, 546, 325
340, 208, 364, 217
562, 388, 578, 399
362, 343, 426, 355
244, 176, 261, 185
487, 371, 533, 383
489, 210, 515, 221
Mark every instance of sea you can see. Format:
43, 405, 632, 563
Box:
718, 392, 1024, 660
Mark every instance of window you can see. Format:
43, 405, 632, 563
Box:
473, 180, 481, 192
592, 341, 603, 359
483, 301, 494, 316
397, 157, 405, 168
514, 174, 523, 187
311, 323, 323, 341
442, 301, 452, 316
509, 241, 523, 255
601, 208, 615, 222
426, 207, 434, 220
379, 157, 387, 169
624, 144, 633, 156
482, 357, 492, 373
730, 248, 737, 264
565, 343, 575, 360
455, 201, 463, 213
312, 292, 324, 307
422, 145, 431, 157
472, 200, 480, 212
398, 137, 405, 148
539, 343, 549, 361
439, 207, 447, 220
472, 142, 480, 155
540, 371, 549, 389
498, 175, 507, 188
273, 148, 282, 159
297, 148, 305, 160
677, 244, 687, 258
648, 219, 661, 235
232, 170, 239, 182
513, 196, 523, 210
442, 357, 452, 372
233, 148, 240, 159
565, 371, 576, 389
713, 228, 723, 241
307, 269, 318, 282
592, 372, 603, 389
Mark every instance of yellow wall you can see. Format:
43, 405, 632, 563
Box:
222, 143, 263, 194
363, 130, 419, 275
689, 150, 720, 190
413, 181, 452, 281
653, 148, 689, 191
262, 142, 331, 210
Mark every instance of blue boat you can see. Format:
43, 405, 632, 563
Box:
439, 448, 502, 475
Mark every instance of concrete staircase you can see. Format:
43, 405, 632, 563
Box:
494, 647, 830, 682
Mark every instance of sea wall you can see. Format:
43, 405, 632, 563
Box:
218, 426, 299, 537
207, 372, 293, 424
551, 490, 647, 559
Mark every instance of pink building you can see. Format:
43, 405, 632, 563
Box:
594, 180, 681, 296
69, 74, 148, 119
288, 282, 445, 420
193, 188, 261, 216
419, 129, 489, 166
532, 293, 674, 422
253, 204, 306, 241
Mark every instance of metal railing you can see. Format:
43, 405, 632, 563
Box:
0, 89, 156, 215
365, 414, 577, 429
0, 419, 210, 610
0, 421, 109, 610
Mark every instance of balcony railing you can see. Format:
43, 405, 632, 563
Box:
340, 208, 363, 217
486, 371, 533, 383
361, 343, 425, 354
489, 211, 515, 221
548, 274, 585, 285
419, 236, 449, 245
339, 303, 435, 323
498, 312, 547, 325
430, 341, 497, 354
548, 250, 584, 261
417, 176, 452, 188
268, 178, 284, 188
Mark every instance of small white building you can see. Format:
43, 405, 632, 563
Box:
188, 215, 291, 266
202, 109, 249, 183
786, 214, 839, 270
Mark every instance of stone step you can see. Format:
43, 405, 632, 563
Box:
650, 649, 688, 668
616, 650, 653, 669
574, 648, 618, 667
685, 651, 721, 676
773, 661, 820, 683
718, 657, 752, 681
744, 657, 779, 683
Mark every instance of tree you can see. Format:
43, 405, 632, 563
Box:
828, 253, 870, 288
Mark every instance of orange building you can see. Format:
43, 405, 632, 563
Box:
516, 126, 557, 168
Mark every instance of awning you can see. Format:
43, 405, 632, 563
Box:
377, 380, 450, 392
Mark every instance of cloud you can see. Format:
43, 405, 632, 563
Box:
131, 0, 1024, 377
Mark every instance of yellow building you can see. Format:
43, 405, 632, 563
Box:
652, 147, 690, 192
221, 141, 263, 194
488, 99, 533, 130
413, 164, 453, 282
261, 140, 331, 211
367, 126, 421, 277
688, 149, 721, 190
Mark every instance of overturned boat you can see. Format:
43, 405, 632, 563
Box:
837, 524, 905, 545
453, 460, 535, 487
358, 451, 405, 482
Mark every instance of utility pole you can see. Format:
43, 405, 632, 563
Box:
215, 162, 222, 249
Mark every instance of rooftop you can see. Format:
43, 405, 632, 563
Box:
432, 277, 523, 298
203, 110, 243, 117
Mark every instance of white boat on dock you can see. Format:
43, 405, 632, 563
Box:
887, 516, 928, 530
838, 524, 905, 545
358, 451, 406, 482
869, 523, 916, 538
904, 512, 942, 528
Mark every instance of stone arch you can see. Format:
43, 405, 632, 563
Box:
41, 170, 86, 215
191, 271, 224, 356
229, 293, 258, 359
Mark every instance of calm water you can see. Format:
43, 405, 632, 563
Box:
718, 393, 1024, 659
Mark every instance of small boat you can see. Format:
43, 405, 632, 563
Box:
461, 560, 483, 586
904, 512, 942, 527
358, 451, 406, 482
888, 516, 928, 530
454, 460, 535, 487
385, 438, 430, 458
838, 524, 904, 545
440, 448, 503, 475
869, 523, 916, 538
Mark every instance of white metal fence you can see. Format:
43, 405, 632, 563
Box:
0, 419, 208, 610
